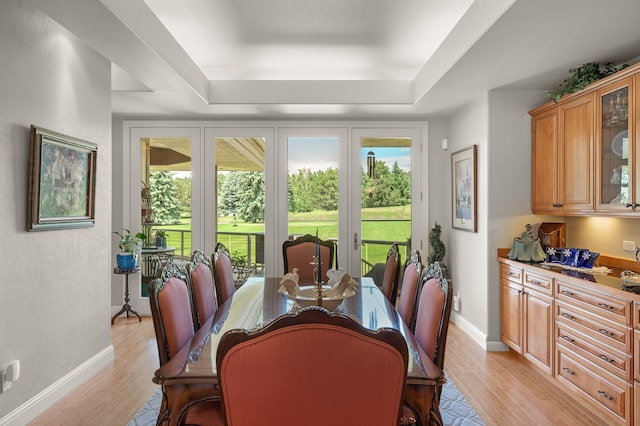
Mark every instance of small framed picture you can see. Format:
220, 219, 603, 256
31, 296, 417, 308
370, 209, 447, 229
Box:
451, 145, 477, 232
27, 125, 97, 231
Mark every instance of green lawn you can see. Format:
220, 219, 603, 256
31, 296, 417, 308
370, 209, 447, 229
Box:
153, 205, 411, 269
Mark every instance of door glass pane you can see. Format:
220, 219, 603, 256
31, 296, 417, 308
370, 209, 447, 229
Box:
287, 136, 339, 257
600, 87, 630, 206
360, 138, 412, 278
215, 137, 266, 285
140, 137, 192, 297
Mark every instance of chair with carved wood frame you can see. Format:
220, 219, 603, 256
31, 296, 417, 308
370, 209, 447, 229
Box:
212, 243, 236, 307
149, 261, 223, 426
396, 250, 422, 330
186, 249, 218, 330
401, 261, 452, 426
216, 307, 408, 426
282, 234, 336, 284
381, 243, 402, 307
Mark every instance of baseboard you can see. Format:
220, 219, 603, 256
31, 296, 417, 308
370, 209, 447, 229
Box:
0, 345, 115, 426
450, 312, 508, 352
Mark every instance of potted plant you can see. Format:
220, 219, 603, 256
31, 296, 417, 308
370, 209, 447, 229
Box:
155, 229, 167, 248
113, 229, 147, 270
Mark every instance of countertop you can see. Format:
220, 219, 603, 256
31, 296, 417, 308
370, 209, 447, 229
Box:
499, 255, 640, 303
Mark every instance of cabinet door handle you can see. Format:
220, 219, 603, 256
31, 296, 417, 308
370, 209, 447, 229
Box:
598, 302, 614, 310
597, 390, 613, 401
561, 335, 575, 343
561, 312, 575, 320
506, 271, 518, 277
528, 279, 543, 286
598, 328, 614, 337
561, 290, 575, 297
598, 354, 614, 364
562, 367, 575, 376
626, 203, 634, 208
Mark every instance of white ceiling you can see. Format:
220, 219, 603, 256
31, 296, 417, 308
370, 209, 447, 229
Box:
31, 0, 640, 119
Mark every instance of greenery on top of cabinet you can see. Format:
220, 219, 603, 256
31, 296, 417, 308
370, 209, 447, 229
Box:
547, 62, 628, 103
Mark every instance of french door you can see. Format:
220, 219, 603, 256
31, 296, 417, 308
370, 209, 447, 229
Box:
348, 128, 422, 276
278, 126, 423, 278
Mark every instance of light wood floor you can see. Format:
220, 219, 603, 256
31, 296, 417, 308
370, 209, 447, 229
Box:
29, 317, 615, 425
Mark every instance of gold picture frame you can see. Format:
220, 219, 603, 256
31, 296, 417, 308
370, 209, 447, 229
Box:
27, 125, 97, 231
451, 145, 477, 232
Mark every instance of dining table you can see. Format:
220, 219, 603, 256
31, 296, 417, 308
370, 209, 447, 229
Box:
153, 276, 445, 426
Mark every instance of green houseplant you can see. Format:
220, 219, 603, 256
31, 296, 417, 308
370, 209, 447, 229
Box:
547, 62, 628, 103
154, 229, 167, 248
113, 229, 146, 269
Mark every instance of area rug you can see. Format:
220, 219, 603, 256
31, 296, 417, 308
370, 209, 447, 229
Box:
128, 374, 484, 425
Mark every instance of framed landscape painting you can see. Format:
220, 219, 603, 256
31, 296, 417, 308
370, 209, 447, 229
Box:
27, 125, 97, 231
451, 145, 477, 232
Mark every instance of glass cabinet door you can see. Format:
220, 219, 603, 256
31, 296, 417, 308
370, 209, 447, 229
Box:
597, 78, 633, 212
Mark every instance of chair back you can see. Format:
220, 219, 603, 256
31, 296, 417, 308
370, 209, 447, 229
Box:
282, 234, 336, 284
396, 250, 422, 330
217, 308, 408, 426
149, 261, 195, 367
186, 249, 218, 329
414, 261, 452, 371
212, 242, 236, 307
381, 243, 401, 306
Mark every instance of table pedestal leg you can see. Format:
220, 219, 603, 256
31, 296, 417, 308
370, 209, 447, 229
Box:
111, 272, 142, 324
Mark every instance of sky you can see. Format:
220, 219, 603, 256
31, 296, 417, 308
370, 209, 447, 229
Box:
288, 137, 411, 173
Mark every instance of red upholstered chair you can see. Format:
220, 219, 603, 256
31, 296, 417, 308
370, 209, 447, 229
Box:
282, 234, 336, 284
186, 249, 218, 330
396, 250, 422, 330
149, 262, 223, 426
216, 307, 408, 426
381, 243, 401, 306
212, 243, 236, 307
403, 261, 452, 425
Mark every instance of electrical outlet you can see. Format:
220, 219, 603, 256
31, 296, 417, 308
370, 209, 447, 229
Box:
623, 240, 636, 251
0, 370, 10, 393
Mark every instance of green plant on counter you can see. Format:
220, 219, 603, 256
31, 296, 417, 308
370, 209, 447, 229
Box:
547, 62, 628, 103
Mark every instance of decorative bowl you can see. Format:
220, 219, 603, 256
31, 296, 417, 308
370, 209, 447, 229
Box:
289, 285, 356, 311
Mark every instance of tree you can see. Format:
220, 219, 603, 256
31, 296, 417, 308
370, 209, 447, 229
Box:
218, 171, 265, 223
149, 171, 182, 224
173, 177, 192, 217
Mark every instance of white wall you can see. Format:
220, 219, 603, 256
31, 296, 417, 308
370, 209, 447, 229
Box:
486, 89, 548, 345
440, 89, 548, 349
0, 1, 113, 422
446, 95, 490, 342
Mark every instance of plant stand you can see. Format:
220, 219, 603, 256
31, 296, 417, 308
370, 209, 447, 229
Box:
112, 267, 142, 324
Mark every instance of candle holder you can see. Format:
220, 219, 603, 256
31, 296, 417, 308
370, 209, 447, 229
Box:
310, 255, 324, 307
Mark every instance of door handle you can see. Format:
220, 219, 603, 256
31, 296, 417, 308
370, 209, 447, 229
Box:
354, 232, 359, 250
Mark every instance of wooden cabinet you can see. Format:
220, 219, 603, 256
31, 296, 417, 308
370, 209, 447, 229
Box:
500, 261, 554, 374
500, 262, 523, 352
529, 61, 640, 217
499, 257, 639, 425
531, 96, 594, 214
596, 77, 635, 213
555, 279, 634, 424
523, 270, 554, 374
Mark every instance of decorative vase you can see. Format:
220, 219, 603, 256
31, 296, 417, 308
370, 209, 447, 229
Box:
116, 253, 136, 270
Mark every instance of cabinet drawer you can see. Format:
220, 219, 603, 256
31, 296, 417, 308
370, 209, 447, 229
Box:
500, 263, 522, 284
556, 300, 632, 353
556, 321, 632, 381
524, 269, 552, 295
556, 345, 632, 424
556, 280, 632, 326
